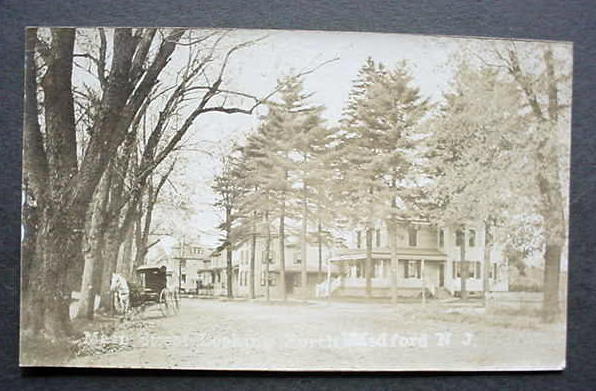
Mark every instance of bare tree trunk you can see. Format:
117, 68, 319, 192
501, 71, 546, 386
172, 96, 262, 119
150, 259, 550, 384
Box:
482, 221, 493, 307
135, 183, 152, 271
460, 227, 467, 301
265, 210, 271, 302
99, 224, 121, 312
225, 206, 233, 298
389, 221, 398, 304
77, 172, 110, 319
20, 188, 40, 320
540, 48, 566, 323
249, 212, 256, 299
27, 28, 79, 338
317, 218, 323, 283
301, 183, 308, 299
279, 194, 287, 301
132, 202, 144, 280
543, 241, 563, 322
119, 222, 135, 279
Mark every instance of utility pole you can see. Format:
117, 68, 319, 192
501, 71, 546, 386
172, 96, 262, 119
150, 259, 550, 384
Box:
179, 237, 184, 294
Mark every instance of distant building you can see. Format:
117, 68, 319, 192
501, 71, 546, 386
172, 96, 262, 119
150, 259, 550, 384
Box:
326, 219, 508, 298
192, 218, 508, 301
172, 241, 212, 294
199, 230, 338, 299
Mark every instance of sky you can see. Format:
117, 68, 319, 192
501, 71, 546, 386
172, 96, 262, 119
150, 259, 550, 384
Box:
153, 29, 462, 248
146, 29, 571, 249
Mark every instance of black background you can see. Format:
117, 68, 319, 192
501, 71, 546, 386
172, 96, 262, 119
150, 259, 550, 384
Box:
1, 1, 595, 390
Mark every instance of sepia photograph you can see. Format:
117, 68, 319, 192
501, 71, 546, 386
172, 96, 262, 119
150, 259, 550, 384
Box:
20, 27, 571, 371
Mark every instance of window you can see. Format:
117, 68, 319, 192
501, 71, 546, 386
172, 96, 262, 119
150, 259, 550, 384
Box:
181, 274, 186, 283
374, 260, 390, 279
469, 230, 476, 247
260, 272, 266, 286
452, 261, 481, 279
294, 254, 302, 264
455, 230, 464, 247
408, 227, 418, 247
453, 262, 462, 278
356, 231, 362, 249
351, 263, 364, 278
439, 229, 444, 247
403, 260, 421, 279
489, 263, 498, 280
376, 229, 381, 247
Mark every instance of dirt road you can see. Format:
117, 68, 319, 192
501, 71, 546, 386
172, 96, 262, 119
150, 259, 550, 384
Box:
69, 298, 565, 371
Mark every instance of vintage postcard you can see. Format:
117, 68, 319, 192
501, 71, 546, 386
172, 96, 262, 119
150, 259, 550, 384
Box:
20, 27, 571, 371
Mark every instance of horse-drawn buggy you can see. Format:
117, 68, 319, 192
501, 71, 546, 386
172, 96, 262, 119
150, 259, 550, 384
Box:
111, 265, 180, 317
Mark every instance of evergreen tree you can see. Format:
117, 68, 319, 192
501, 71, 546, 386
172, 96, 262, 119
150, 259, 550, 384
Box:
212, 153, 246, 298
337, 58, 429, 300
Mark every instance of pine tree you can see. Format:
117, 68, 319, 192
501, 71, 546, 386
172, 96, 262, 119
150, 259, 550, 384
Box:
338, 58, 429, 300
281, 78, 332, 297
212, 153, 246, 298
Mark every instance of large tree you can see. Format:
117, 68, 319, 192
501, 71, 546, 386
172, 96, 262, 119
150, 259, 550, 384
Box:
424, 42, 571, 319
213, 153, 247, 298
337, 58, 429, 299
424, 63, 532, 302
22, 28, 272, 338
496, 44, 570, 321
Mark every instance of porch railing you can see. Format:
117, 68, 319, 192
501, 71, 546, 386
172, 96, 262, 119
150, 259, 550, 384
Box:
315, 276, 342, 298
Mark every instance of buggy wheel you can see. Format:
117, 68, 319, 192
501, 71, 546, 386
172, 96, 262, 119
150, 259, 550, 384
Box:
158, 289, 170, 317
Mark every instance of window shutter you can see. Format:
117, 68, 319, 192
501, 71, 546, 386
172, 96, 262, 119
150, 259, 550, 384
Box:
416, 261, 421, 279
405, 261, 409, 279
